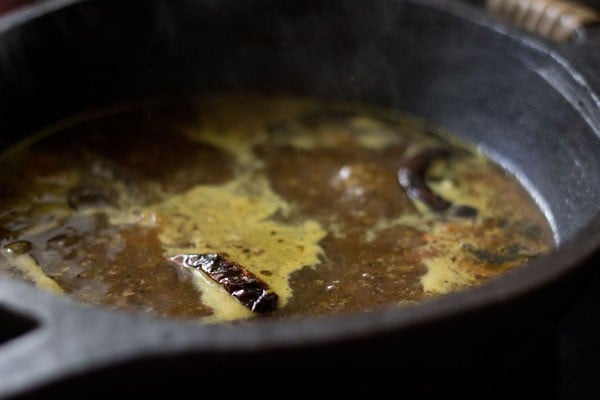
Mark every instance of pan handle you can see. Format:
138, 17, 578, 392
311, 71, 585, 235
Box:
482, 0, 600, 42
470, 0, 600, 100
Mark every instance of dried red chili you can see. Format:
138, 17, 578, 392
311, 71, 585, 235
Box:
168, 253, 278, 313
398, 147, 477, 218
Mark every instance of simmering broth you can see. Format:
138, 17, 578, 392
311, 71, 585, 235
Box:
0, 94, 553, 323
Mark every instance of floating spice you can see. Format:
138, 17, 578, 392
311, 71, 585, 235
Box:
398, 147, 477, 217
462, 243, 536, 265
3, 240, 32, 255
168, 253, 278, 313
67, 183, 119, 210
398, 147, 453, 212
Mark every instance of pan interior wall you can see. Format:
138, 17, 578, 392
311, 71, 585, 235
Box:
0, 0, 598, 241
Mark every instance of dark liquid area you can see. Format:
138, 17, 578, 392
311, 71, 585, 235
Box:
0, 95, 554, 323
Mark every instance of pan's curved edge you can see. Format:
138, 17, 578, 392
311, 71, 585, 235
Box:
0, 0, 599, 398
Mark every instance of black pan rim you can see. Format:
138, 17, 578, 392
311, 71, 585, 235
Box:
0, 0, 597, 347
0, 0, 599, 396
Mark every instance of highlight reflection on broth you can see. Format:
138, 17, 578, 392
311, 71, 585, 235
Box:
0, 95, 554, 323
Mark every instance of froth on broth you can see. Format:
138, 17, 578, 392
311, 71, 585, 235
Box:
0, 95, 554, 323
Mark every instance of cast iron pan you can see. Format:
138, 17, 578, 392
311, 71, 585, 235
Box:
0, 0, 599, 398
